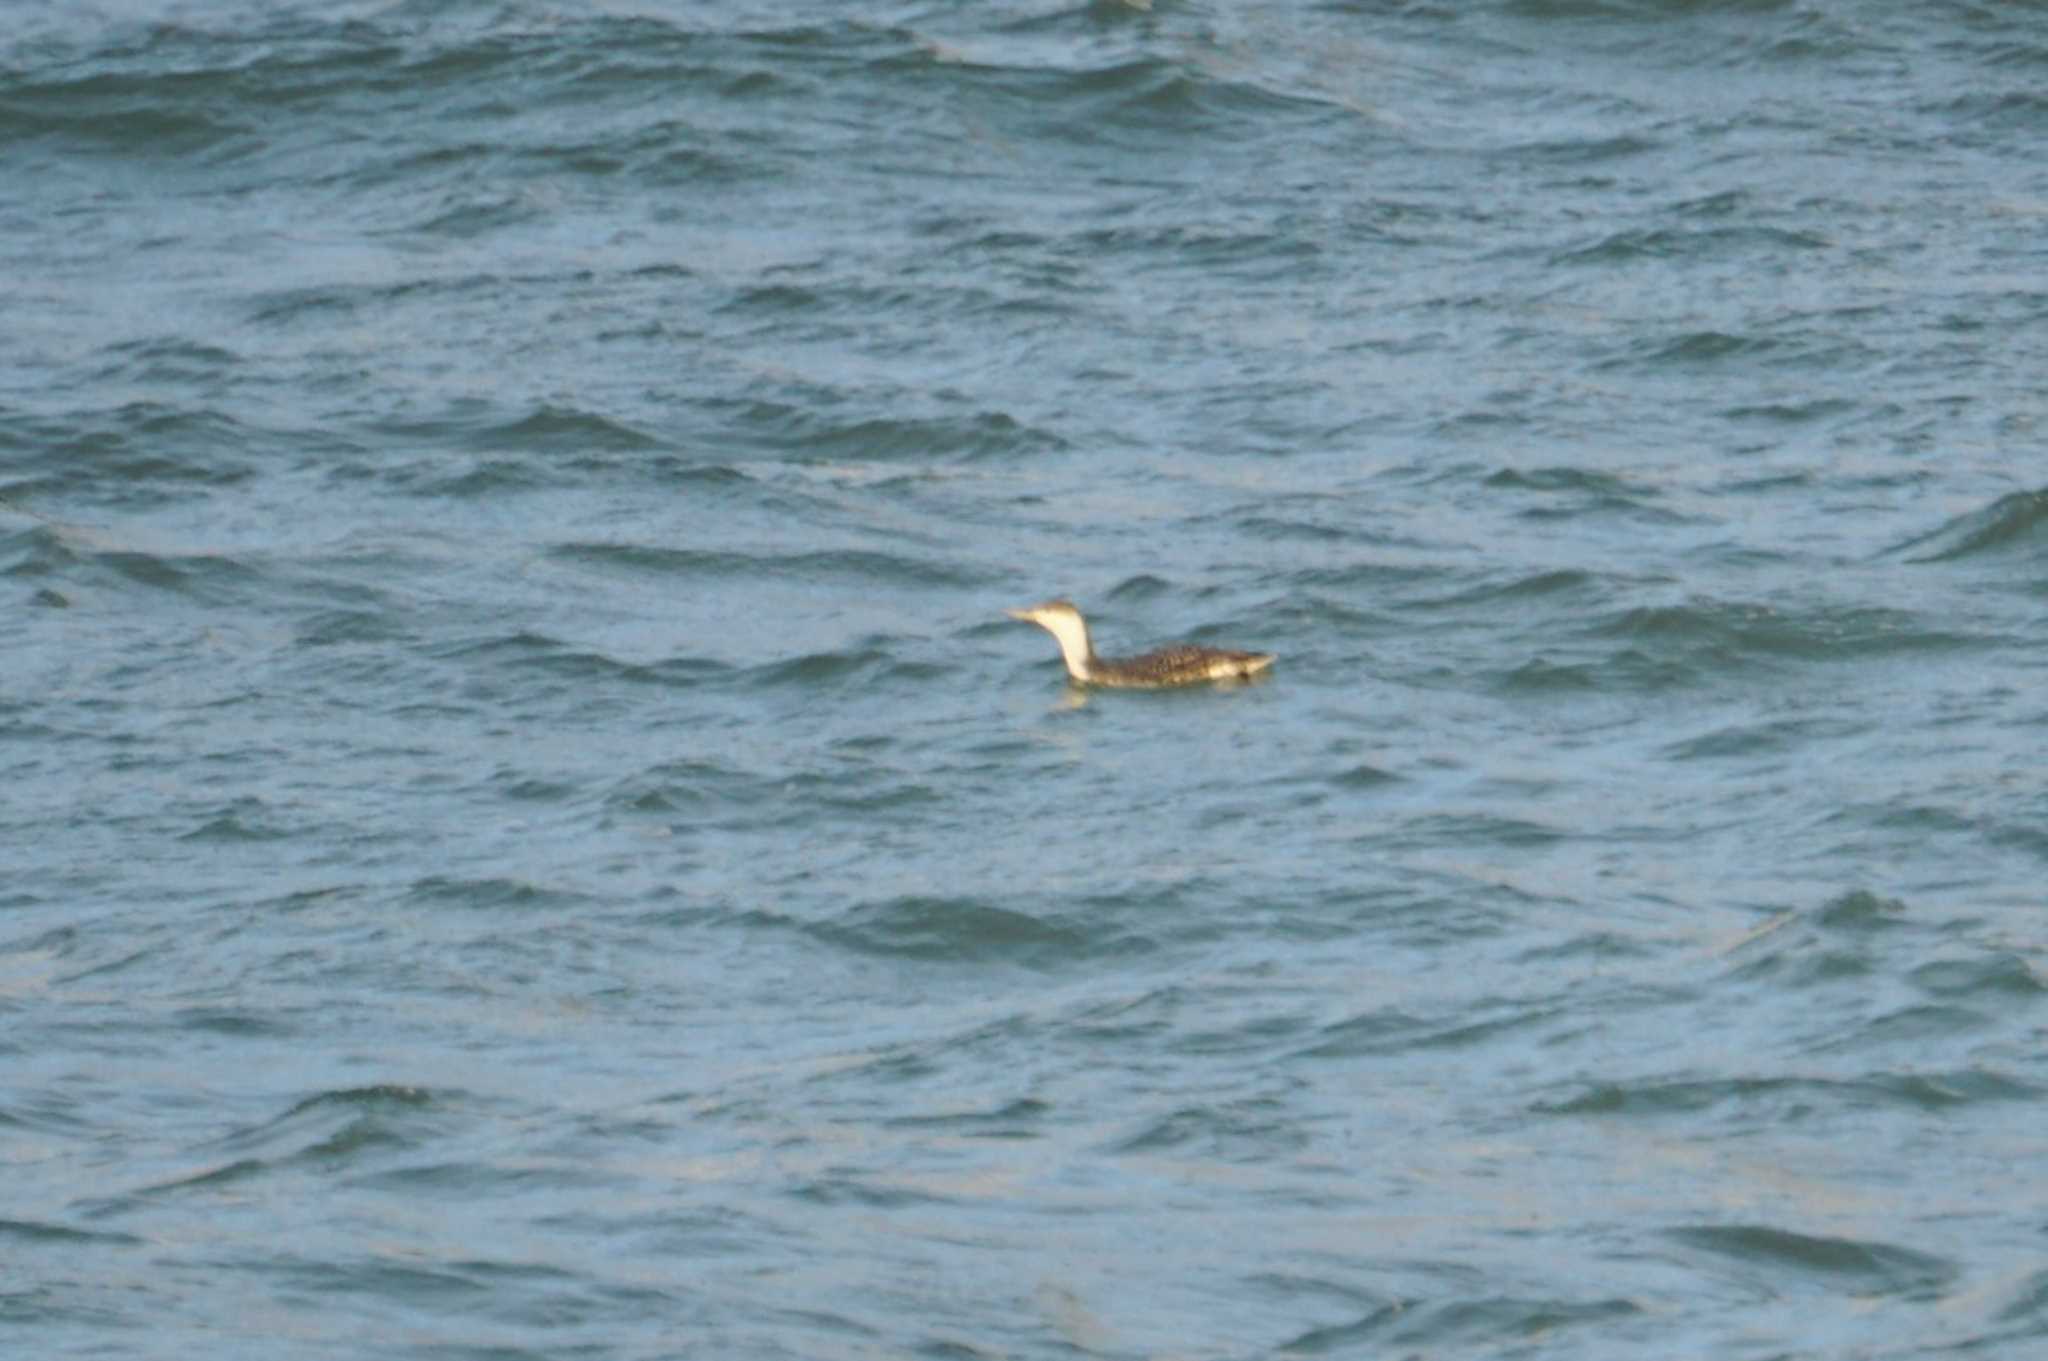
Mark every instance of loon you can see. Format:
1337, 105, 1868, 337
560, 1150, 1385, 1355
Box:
1006, 598, 1275, 688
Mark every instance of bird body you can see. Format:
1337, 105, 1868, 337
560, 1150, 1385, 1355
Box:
1005, 599, 1275, 688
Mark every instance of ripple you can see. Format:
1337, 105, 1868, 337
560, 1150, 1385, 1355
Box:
719, 404, 1071, 463
1661, 715, 1870, 760
0, 1218, 144, 1247
1110, 1096, 1309, 1160
747, 647, 889, 688
1301, 1002, 1557, 1059
1588, 599, 1978, 666
1890, 488, 2048, 563
1665, 1224, 1958, 1298
1908, 953, 2044, 999
1279, 1293, 1642, 1353
548, 541, 988, 588
807, 894, 1105, 966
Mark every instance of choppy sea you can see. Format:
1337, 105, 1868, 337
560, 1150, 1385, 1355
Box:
5, 2, 2047, 1357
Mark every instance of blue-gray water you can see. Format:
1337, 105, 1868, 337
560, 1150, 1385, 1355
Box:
5, 2, 2047, 1357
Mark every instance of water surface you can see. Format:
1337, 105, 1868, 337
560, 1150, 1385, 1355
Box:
5, 2, 2046, 1357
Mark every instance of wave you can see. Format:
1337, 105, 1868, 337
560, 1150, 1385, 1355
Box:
1279, 1294, 1640, 1354
709, 401, 1070, 464
1886, 488, 2048, 563
1665, 1224, 1957, 1296
1, 521, 270, 607
548, 541, 989, 589
1587, 597, 1979, 664
776, 893, 1116, 967
0, 402, 257, 498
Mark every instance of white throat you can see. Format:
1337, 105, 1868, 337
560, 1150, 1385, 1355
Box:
1035, 611, 1095, 681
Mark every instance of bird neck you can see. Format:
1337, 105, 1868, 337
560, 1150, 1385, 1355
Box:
1042, 613, 1096, 682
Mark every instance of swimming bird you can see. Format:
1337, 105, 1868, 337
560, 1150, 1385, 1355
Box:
1006, 598, 1275, 688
